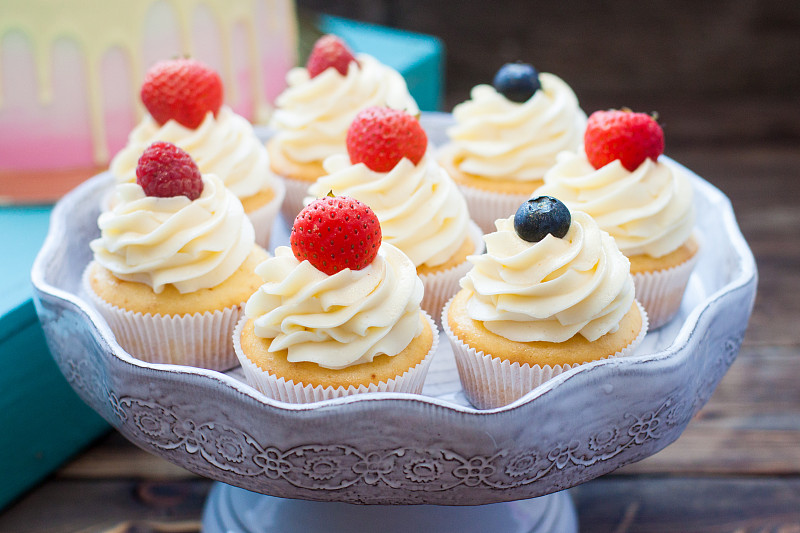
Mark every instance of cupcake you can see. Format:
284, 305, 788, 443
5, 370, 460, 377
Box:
307, 106, 483, 323
268, 34, 419, 221
535, 109, 699, 328
234, 195, 438, 403
85, 142, 268, 370
438, 62, 587, 233
443, 196, 648, 409
109, 58, 284, 249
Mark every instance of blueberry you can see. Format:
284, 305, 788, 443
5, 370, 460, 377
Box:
514, 196, 571, 242
492, 63, 541, 103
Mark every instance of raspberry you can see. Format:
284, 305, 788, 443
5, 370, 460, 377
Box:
290, 195, 382, 275
306, 34, 358, 78
584, 109, 665, 172
346, 107, 428, 172
141, 58, 223, 129
136, 141, 203, 200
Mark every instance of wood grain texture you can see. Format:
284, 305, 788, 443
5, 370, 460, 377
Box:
572, 477, 800, 533
0, 479, 209, 533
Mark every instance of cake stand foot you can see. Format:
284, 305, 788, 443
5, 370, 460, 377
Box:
201, 482, 577, 533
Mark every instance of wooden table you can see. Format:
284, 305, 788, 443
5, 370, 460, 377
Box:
0, 142, 796, 532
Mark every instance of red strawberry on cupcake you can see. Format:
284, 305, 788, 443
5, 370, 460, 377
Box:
141, 58, 223, 129
346, 106, 428, 172
584, 109, 664, 172
290, 195, 382, 275
306, 34, 359, 78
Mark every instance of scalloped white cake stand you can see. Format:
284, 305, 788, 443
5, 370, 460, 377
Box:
31, 115, 756, 532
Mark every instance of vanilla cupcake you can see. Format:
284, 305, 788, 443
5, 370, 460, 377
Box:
443, 197, 647, 409
234, 196, 437, 403
535, 109, 698, 328
268, 35, 419, 221
308, 107, 483, 323
109, 58, 284, 249
438, 63, 587, 233
85, 142, 267, 370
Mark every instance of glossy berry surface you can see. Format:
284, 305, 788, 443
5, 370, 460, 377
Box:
290, 195, 382, 275
136, 141, 203, 200
514, 196, 571, 242
306, 34, 358, 78
141, 58, 223, 129
492, 62, 541, 103
584, 109, 665, 171
346, 106, 428, 172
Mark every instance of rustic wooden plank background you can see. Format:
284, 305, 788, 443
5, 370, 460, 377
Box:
1, 1, 798, 531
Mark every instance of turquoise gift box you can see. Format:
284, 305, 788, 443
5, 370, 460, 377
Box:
0, 207, 109, 511
0, 20, 443, 510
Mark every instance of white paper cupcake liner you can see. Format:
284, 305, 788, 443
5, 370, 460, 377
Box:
280, 174, 317, 224
418, 221, 485, 325
233, 312, 439, 403
457, 184, 534, 234
442, 298, 649, 409
247, 180, 286, 250
82, 266, 243, 371
632, 244, 700, 330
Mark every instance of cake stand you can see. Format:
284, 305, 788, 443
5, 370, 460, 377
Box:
31, 115, 757, 532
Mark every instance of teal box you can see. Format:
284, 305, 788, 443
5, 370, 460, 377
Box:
319, 15, 445, 112
0, 206, 109, 511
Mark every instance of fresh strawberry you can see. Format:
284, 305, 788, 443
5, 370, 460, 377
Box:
306, 34, 358, 78
141, 58, 223, 129
346, 107, 428, 172
136, 141, 203, 200
584, 109, 665, 171
290, 195, 382, 275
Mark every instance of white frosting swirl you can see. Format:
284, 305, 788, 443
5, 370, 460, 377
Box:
110, 107, 274, 199
308, 153, 471, 269
536, 152, 695, 257
245, 243, 424, 370
462, 211, 635, 343
270, 54, 419, 164
90, 174, 255, 294
446, 73, 586, 181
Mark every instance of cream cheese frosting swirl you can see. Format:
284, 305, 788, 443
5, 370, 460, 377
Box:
446, 73, 586, 181
90, 174, 255, 294
536, 152, 695, 257
110, 107, 273, 199
245, 243, 424, 370
308, 153, 471, 269
462, 211, 635, 343
270, 54, 419, 164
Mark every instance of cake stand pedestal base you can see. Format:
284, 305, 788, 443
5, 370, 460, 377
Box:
201, 482, 577, 533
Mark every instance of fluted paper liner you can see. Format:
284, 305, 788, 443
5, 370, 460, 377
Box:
247, 180, 286, 250
234, 312, 439, 403
456, 184, 534, 234
442, 298, 649, 409
632, 242, 700, 329
83, 266, 243, 371
419, 221, 485, 325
